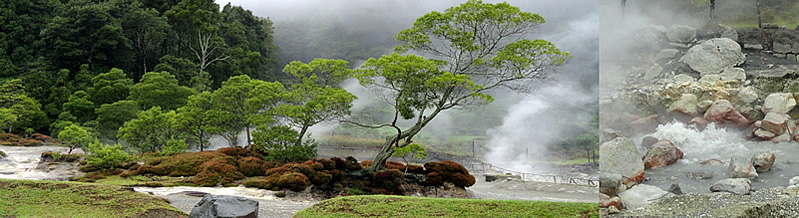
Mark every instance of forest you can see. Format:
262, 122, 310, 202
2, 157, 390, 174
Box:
0, 0, 599, 168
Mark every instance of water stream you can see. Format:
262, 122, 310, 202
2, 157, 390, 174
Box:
0, 145, 83, 180
636, 122, 799, 193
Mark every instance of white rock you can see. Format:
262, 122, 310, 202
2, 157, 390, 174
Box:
618, 184, 670, 210
720, 67, 746, 82
737, 86, 758, 104
763, 93, 796, 114
710, 178, 751, 195
680, 38, 746, 76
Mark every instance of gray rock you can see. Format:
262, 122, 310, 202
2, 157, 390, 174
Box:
793, 42, 799, 54
190, 195, 259, 218
666, 25, 696, 43
643, 64, 663, 80
669, 42, 690, 49
655, 49, 680, 60
600, 137, 645, 187
763, 93, 796, 114
789, 54, 796, 62
720, 67, 746, 82
791, 176, 799, 186
710, 178, 752, 195
754, 128, 777, 139
774, 42, 791, 54
668, 183, 683, 195
762, 23, 779, 29
775, 54, 787, 59
600, 172, 623, 196
744, 44, 764, 50
752, 66, 795, 78
673, 74, 695, 84
618, 184, 671, 210
751, 152, 776, 173
641, 136, 659, 150
737, 87, 758, 104
728, 155, 758, 180
680, 38, 746, 76
698, 74, 721, 84
720, 28, 738, 41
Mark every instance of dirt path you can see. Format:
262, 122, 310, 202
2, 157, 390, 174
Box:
467, 178, 598, 202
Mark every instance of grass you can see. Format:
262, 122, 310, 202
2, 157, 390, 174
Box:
93, 175, 194, 187
0, 179, 186, 217
294, 195, 599, 218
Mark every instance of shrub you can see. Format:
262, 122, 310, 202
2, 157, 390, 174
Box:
216, 147, 259, 159
386, 161, 405, 170
406, 164, 425, 174
238, 157, 266, 177
148, 151, 232, 176
373, 169, 404, 194
423, 160, 475, 187
360, 160, 373, 168
193, 159, 244, 187
274, 192, 287, 197
332, 156, 361, 171
79, 164, 102, 173
252, 125, 316, 163
242, 177, 273, 189
0, 150, 5, 158
30, 133, 54, 142
86, 141, 129, 170
276, 172, 309, 192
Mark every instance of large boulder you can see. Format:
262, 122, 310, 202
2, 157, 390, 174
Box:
600, 137, 645, 187
680, 38, 746, 76
642, 139, 684, 169
703, 100, 750, 127
751, 152, 776, 173
728, 155, 758, 180
190, 195, 259, 218
710, 178, 751, 195
763, 93, 796, 114
600, 172, 623, 196
618, 184, 670, 210
666, 25, 696, 43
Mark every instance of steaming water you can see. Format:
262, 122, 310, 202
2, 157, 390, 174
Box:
0, 145, 82, 180
637, 122, 799, 193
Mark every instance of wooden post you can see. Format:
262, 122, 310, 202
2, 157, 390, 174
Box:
756, 0, 762, 28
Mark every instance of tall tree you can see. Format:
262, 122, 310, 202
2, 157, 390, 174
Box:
211, 75, 284, 146
87, 68, 134, 107
129, 71, 195, 110
117, 106, 180, 153
95, 100, 140, 141
58, 124, 95, 154
174, 91, 216, 151
356, 0, 570, 172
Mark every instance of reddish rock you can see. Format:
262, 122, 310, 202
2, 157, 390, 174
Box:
642, 140, 684, 169
754, 128, 777, 140
728, 155, 758, 179
599, 193, 623, 210
690, 117, 709, 131
703, 100, 750, 128
751, 152, 776, 173
761, 112, 789, 135
700, 158, 724, 166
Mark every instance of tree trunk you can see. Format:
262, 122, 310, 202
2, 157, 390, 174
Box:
367, 138, 396, 172
709, 0, 715, 22
756, 0, 762, 28
245, 126, 251, 146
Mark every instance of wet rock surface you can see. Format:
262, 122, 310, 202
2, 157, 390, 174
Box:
599, 137, 645, 187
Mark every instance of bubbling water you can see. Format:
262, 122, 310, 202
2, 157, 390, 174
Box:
637, 121, 799, 193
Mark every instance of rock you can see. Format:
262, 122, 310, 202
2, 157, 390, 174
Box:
600, 172, 623, 196
721, 28, 738, 41
700, 159, 724, 166
753, 66, 795, 78
751, 152, 776, 173
668, 183, 683, 195
642, 140, 684, 169
680, 38, 746, 76
618, 184, 670, 210
793, 42, 799, 54
600, 193, 623, 211
789, 54, 797, 62
669, 42, 689, 49
690, 117, 709, 131
770, 132, 792, 143
744, 44, 764, 50
762, 23, 779, 29
736, 86, 759, 104
720, 67, 746, 82
686, 171, 714, 180
775, 54, 787, 59
697, 100, 713, 112
774, 42, 792, 54
655, 49, 680, 60
601, 128, 622, 144
674, 74, 695, 84
600, 137, 645, 187
190, 195, 259, 218
703, 100, 750, 127
710, 178, 752, 195
666, 25, 696, 43
728, 155, 758, 180
641, 136, 659, 150
755, 128, 777, 140
698, 74, 721, 84
643, 64, 663, 80
630, 115, 661, 135
790, 176, 799, 186
761, 113, 789, 135
763, 93, 796, 114
669, 94, 699, 116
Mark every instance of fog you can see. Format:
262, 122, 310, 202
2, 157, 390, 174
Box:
216, 0, 599, 172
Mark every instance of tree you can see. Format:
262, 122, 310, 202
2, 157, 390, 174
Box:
85, 140, 129, 170
95, 100, 140, 141
0, 108, 17, 133
252, 125, 316, 163
212, 75, 284, 146
129, 71, 195, 110
87, 68, 134, 107
277, 59, 356, 146
58, 124, 96, 154
175, 91, 216, 151
62, 91, 95, 123
391, 143, 427, 174
357, 0, 570, 172
117, 106, 180, 153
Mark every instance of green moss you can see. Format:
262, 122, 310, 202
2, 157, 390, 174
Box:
295, 195, 598, 218
0, 179, 186, 217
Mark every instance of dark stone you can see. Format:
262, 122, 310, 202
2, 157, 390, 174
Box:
668, 183, 683, 195
181, 191, 210, 197
190, 195, 258, 218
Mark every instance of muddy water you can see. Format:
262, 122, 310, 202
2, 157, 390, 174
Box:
0, 145, 83, 180
636, 122, 799, 193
